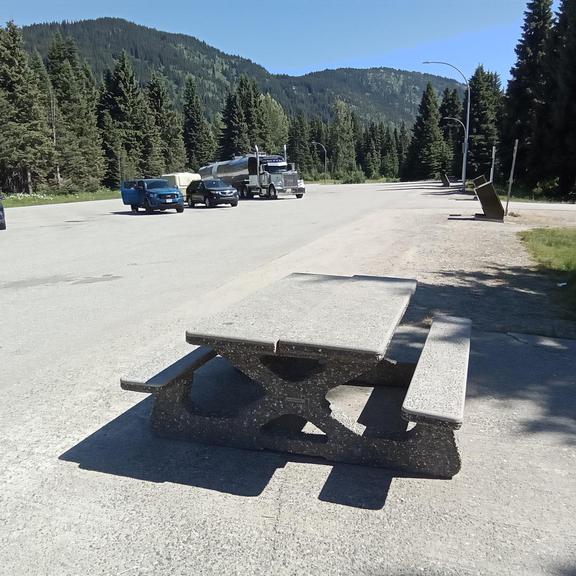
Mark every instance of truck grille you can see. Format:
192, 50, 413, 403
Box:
283, 173, 298, 187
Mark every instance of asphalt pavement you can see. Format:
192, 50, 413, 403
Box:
1, 182, 574, 575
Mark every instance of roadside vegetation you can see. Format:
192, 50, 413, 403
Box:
520, 228, 576, 312
1, 1, 575, 201
3, 189, 118, 208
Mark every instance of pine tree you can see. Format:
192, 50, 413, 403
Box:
439, 88, 463, 176
362, 127, 380, 179
503, 0, 553, 183
548, 0, 576, 196
288, 113, 312, 174
466, 66, 502, 179
219, 91, 250, 160
381, 126, 399, 178
403, 83, 445, 180
237, 76, 267, 149
147, 72, 186, 172
0, 22, 53, 193
396, 122, 410, 176
330, 99, 356, 174
46, 33, 103, 189
182, 76, 216, 169
260, 93, 289, 153
99, 52, 162, 183
309, 116, 329, 175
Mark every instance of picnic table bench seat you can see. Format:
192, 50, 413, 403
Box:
120, 345, 216, 393
402, 316, 471, 429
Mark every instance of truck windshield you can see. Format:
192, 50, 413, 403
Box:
265, 165, 287, 174
147, 180, 171, 190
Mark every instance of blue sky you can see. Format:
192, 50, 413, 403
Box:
1, 0, 560, 84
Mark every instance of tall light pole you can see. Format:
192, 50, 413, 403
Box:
441, 116, 465, 134
311, 141, 328, 183
424, 61, 470, 191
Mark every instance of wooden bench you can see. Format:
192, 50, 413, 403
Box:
402, 316, 471, 429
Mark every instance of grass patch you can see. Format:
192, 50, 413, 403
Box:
306, 177, 400, 185
3, 188, 120, 208
519, 228, 576, 312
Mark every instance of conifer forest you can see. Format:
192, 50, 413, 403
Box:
1, 0, 575, 199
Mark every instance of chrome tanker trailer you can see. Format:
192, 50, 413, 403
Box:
198, 146, 305, 199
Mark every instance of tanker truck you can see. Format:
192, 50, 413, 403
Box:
198, 146, 305, 199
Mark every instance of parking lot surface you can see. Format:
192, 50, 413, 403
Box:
1, 182, 575, 575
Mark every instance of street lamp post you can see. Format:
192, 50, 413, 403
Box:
311, 141, 328, 184
424, 61, 470, 192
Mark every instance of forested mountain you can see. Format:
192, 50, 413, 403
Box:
21, 18, 461, 124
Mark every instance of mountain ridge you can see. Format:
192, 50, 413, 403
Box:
21, 17, 462, 124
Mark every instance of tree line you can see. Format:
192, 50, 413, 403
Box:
2, 0, 575, 198
404, 0, 576, 199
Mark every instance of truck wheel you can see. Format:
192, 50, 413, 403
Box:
205, 196, 213, 208
296, 194, 304, 199
188, 197, 195, 208
240, 185, 246, 199
145, 201, 154, 214
130, 205, 139, 213
231, 201, 238, 207
176, 205, 184, 213
268, 185, 277, 199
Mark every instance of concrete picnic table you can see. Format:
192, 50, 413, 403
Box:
122, 273, 471, 478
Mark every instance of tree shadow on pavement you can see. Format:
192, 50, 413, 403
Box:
402, 265, 576, 338
387, 265, 576, 446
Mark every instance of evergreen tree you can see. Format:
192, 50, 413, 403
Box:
362, 127, 380, 179
139, 99, 165, 177
45, 33, 83, 185
147, 72, 186, 172
548, 0, 576, 195
237, 76, 267, 149
99, 51, 162, 183
503, 0, 553, 184
309, 116, 329, 175
219, 91, 250, 160
260, 93, 289, 153
396, 122, 410, 176
182, 76, 216, 169
381, 126, 399, 178
288, 113, 312, 174
0, 22, 53, 193
330, 99, 356, 174
46, 33, 103, 189
403, 83, 445, 180
466, 66, 502, 179
439, 88, 463, 175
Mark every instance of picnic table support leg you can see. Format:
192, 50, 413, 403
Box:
140, 348, 461, 478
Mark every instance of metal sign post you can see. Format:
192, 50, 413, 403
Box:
505, 139, 519, 216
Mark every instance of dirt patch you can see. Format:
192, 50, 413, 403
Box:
391, 209, 576, 339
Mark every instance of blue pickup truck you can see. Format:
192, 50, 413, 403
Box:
121, 179, 185, 213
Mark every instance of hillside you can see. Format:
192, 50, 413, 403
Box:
22, 18, 462, 124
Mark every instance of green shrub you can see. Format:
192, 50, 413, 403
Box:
339, 169, 366, 184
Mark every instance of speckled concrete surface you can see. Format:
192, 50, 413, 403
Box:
1, 182, 575, 575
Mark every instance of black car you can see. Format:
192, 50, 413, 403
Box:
186, 179, 239, 208
0, 195, 6, 230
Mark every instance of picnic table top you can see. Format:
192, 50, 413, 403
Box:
186, 273, 417, 361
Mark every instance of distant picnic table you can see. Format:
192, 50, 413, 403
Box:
122, 273, 471, 478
